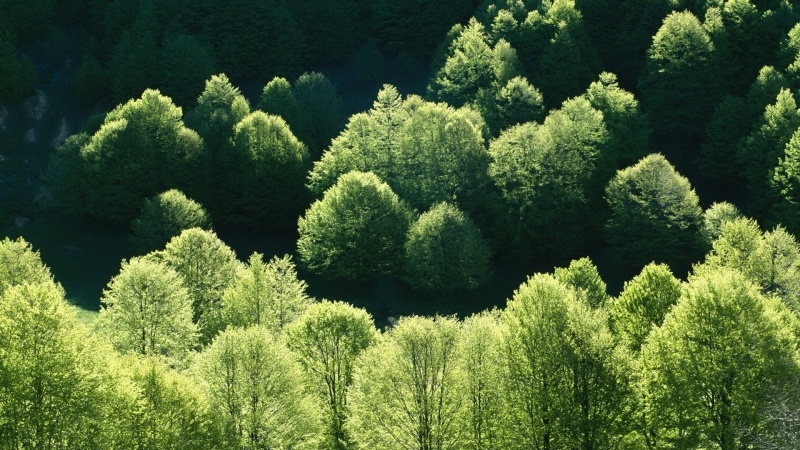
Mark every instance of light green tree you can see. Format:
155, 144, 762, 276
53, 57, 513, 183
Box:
196, 326, 321, 449
641, 268, 800, 449
129, 189, 212, 254
95, 258, 197, 360
221, 253, 312, 333
286, 301, 379, 450
0, 237, 53, 296
298, 171, 415, 280
349, 315, 466, 450
609, 263, 681, 351
160, 228, 242, 343
554, 257, 609, 308
404, 202, 491, 294
604, 154, 703, 274
701, 201, 743, 245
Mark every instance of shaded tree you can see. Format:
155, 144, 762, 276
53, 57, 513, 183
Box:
129, 189, 212, 255
158, 34, 216, 107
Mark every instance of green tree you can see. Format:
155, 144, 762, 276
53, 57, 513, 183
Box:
220, 111, 310, 228
0, 37, 35, 102
770, 127, 800, 233
109, 0, 159, 102
197, 326, 320, 449
0, 282, 130, 449
604, 154, 703, 274
0, 237, 53, 296
158, 34, 217, 107
641, 268, 800, 449
221, 253, 311, 333
122, 355, 216, 449
349, 315, 466, 450
95, 258, 197, 360
292, 72, 344, 156
71, 89, 205, 222
609, 262, 682, 351
638, 10, 722, 162
554, 257, 609, 308
129, 189, 212, 255
160, 228, 241, 343
492, 76, 546, 132
257, 77, 301, 133
288, 0, 361, 64
428, 19, 495, 107
404, 203, 491, 294
488, 97, 608, 259
285, 301, 379, 450
701, 201, 743, 245
74, 55, 108, 107
298, 171, 415, 280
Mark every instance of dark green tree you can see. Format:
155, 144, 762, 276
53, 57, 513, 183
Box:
158, 35, 216, 107
604, 154, 703, 274
404, 202, 491, 294
0, 37, 35, 102
292, 72, 344, 156
257, 77, 301, 133
129, 189, 212, 254
109, 0, 159, 102
298, 171, 415, 280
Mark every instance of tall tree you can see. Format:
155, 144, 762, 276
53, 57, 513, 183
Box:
0, 237, 53, 296
285, 301, 379, 450
298, 171, 415, 280
95, 257, 197, 360
129, 189, 212, 255
349, 315, 466, 450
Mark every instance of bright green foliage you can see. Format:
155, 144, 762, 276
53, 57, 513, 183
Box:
404, 203, 491, 293
158, 35, 217, 107
186, 74, 250, 156
221, 111, 310, 228
123, 355, 216, 449
349, 315, 466, 450
129, 189, 212, 254
493, 76, 546, 130
554, 257, 609, 308
286, 301, 379, 450
737, 89, 800, 214
196, 326, 320, 449
641, 268, 800, 449
771, 128, 800, 233
0, 237, 53, 296
488, 97, 608, 258
298, 171, 415, 280
160, 228, 241, 343
501, 274, 636, 449
310, 85, 491, 214
257, 77, 301, 134
610, 263, 681, 351
458, 311, 505, 450
583, 72, 651, 167
604, 154, 703, 274
221, 253, 312, 333
109, 0, 159, 102
428, 19, 494, 107
0, 282, 128, 449
701, 201, 743, 244
95, 258, 197, 360
73, 89, 205, 222
638, 10, 721, 160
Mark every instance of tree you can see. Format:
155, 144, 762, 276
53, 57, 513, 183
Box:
196, 326, 320, 449
349, 315, 466, 450
609, 263, 681, 351
287, 0, 361, 64
0, 282, 130, 449
604, 154, 703, 274
292, 72, 344, 156
638, 11, 721, 162
160, 228, 241, 343
298, 171, 415, 280
554, 257, 609, 308
158, 34, 216, 107
492, 76, 546, 132
285, 301, 379, 450
221, 253, 312, 333
770, 127, 800, 233
220, 111, 310, 228
404, 203, 492, 294
72, 89, 205, 222
428, 19, 495, 107
0, 37, 35, 102
95, 258, 197, 360
257, 77, 301, 133
701, 201, 743, 245
109, 0, 159, 102
0, 237, 53, 296
129, 189, 212, 254
488, 97, 608, 259
641, 268, 800, 449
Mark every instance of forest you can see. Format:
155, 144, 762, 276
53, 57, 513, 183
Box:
2, 0, 800, 448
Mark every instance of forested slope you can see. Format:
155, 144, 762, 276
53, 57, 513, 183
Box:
2, 0, 800, 448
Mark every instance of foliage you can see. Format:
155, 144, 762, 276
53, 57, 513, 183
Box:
349, 315, 466, 450
95, 257, 197, 360
404, 202, 491, 293
0, 237, 53, 297
160, 228, 241, 343
298, 171, 415, 280
129, 189, 212, 255
196, 326, 321, 449
701, 201, 743, 245
285, 301, 379, 450
641, 268, 800, 449
604, 154, 703, 274
221, 253, 312, 333
158, 35, 217, 107
554, 257, 609, 308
